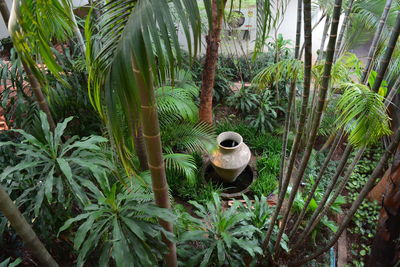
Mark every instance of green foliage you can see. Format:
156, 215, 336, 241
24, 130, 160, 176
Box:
218, 53, 275, 82
227, 88, 283, 133
227, 87, 258, 113
0, 112, 109, 238
0, 48, 101, 137
266, 33, 293, 60
240, 195, 289, 255
251, 153, 280, 197
0, 258, 22, 267
336, 83, 392, 147
345, 147, 382, 265
59, 179, 174, 267
178, 193, 262, 266
158, 79, 216, 186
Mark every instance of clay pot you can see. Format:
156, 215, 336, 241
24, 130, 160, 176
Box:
210, 131, 251, 183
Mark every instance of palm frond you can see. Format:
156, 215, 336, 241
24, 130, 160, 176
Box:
156, 85, 199, 125
85, 0, 202, 172
335, 83, 392, 147
164, 153, 197, 185
252, 59, 303, 89
9, 0, 74, 86
161, 122, 216, 154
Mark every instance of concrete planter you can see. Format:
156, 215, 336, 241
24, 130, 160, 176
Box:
210, 131, 251, 183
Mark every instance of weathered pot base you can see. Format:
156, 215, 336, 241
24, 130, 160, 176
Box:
203, 161, 255, 199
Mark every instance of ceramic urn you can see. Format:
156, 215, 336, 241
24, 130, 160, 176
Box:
210, 131, 251, 183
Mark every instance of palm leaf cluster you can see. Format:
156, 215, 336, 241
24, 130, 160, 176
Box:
336, 83, 392, 147
58, 181, 174, 267
9, 0, 74, 86
85, 0, 202, 173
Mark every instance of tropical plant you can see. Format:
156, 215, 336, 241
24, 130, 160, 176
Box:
178, 193, 262, 266
226, 87, 258, 113
246, 90, 283, 133
0, 112, 109, 235
335, 83, 392, 147
59, 177, 175, 267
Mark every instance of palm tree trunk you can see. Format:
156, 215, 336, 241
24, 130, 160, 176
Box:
68, 4, 86, 55
295, 0, 302, 60
273, 0, 343, 252
0, 0, 9, 27
289, 127, 400, 265
279, 0, 303, 190
385, 76, 400, 107
132, 59, 177, 267
316, 15, 331, 63
133, 124, 148, 171
0, 186, 58, 267
262, 0, 313, 253
371, 11, 400, 93
334, 0, 354, 61
198, 0, 225, 124
362, 0, 394, 84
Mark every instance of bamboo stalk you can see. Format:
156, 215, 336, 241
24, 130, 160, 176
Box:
362, 0, 394, 84
132, 59, 177, 267
371, 11, 400, 93
0, 0, 9, 27
273, 0, 343, 252
295, 147, 365, 248
279, 0, 303, 190
334, 0, 354, 61
289, 127, 400, 265
0, 186, 58, 267
291, 144, 353, 249
316, 15, 331, 63
288, 129, 343, 238
262, 0, 313, 254
295, 0, 302, 60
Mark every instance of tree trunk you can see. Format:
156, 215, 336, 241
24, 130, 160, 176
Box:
334, 0, 354, 61
0, 0, 9, 27
371, 11, 400, 93
274, 0, 343, 252
366, 163, 400, 267
290, 127, 400, 265
295, 0, 302, 60
132, 59, 177, 267
316, 15, 331, 63
262, 0, 313, 253
3, 0, 56, 132
279, 0, 303, 190
133, 124, 148, 171
22, 61, 56, 132
362, 0, 394, 84
198, 0, 225, 124
0, 186, 58, 267
68, 4, 86, 55
289, 130, 343, 238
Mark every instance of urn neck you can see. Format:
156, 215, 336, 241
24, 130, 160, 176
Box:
217, 131, 243, 152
